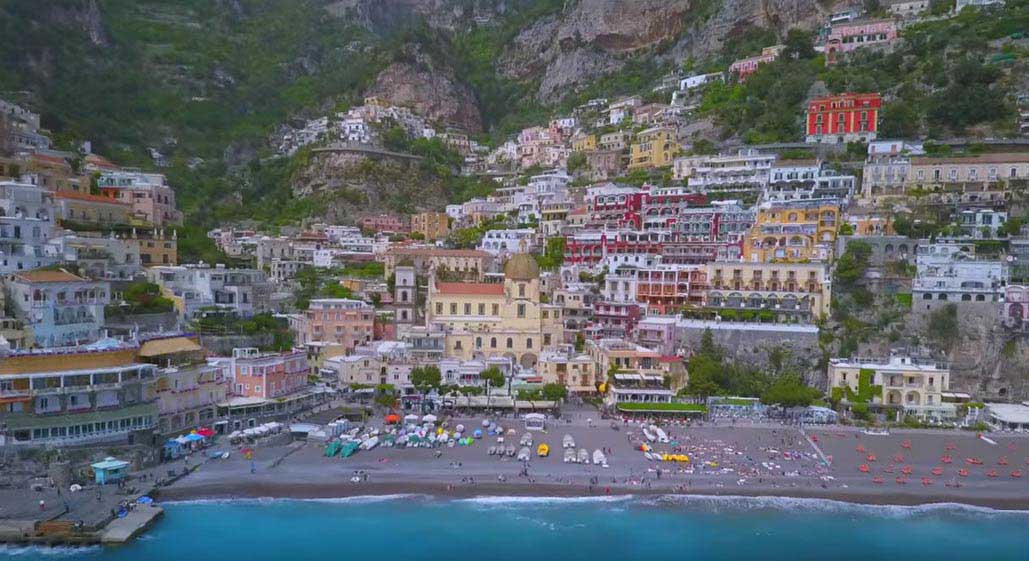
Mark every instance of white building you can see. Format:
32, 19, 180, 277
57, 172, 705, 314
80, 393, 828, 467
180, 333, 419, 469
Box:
6, 269, 110, 347
478, 229, 537, 258
0, 181, 58, 273
912, 242, 1008, 310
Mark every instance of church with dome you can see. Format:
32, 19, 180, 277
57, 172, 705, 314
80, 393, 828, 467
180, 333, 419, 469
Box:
426, 253, 564, 369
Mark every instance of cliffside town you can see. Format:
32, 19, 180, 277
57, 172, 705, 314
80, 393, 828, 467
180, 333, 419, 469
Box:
1, 0, 1029, 464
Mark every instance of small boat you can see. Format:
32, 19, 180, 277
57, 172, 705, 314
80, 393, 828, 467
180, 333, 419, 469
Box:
643, 427, 656, 442
655, 428, 669, 444
505, 444, 516, 457
537, 443, 550, 457
958, 468, 969, 477
360, 436, 379, 451
488, 446, 497, 456
517, 446, 531, 462
340, 441, 360, 458
520, 433, 533, 447
578, 448, 590, 464
965, 457, 983, 465
593, 449, 606, 466
564, 448, 576, 463
563, 434, 575, 449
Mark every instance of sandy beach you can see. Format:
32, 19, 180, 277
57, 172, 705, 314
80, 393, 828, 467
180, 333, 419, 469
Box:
153, 414, 1029, 510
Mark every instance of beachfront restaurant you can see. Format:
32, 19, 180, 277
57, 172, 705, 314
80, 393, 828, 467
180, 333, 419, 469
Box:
91, 457, 130, 485
986, 403, 1029, 431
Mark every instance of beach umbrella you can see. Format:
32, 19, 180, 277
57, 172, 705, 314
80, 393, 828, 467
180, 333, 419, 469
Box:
197, 427, 215, 438
385, 414, 400, 424
137, 496, 154, 505
422, 414, 437, 423
482, 420, 490, 427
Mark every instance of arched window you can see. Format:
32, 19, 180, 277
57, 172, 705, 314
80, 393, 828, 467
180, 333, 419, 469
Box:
490, 337, 497, 349
506, 338, 513, 349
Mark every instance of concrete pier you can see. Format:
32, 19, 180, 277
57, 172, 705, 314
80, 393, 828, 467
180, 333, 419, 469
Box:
100, 505, 164, 544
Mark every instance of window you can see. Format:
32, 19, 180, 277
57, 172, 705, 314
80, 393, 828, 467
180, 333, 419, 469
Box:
492, 304, 499, 315
518, 284, 526, 297
478, 303, 485, 315
506, 338, 513, 349
490, 337, 497, 349
517, 304, 526, 317
450, 303, 457, 314
436, 303, 442, 314
526, 338, 533, 349
464, 303, 471, 315
476, 337, 482, 349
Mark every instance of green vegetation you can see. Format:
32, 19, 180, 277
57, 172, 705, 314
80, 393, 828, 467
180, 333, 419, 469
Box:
411, 366, 442, 393
830, 368, 883, 404
192, 311, 294, 351
616, 402, 707, 413
293, 267, 356, 310
761, 374, 822, 407
535, 237, 566, 271
108, 282, 174, 315
927, 303, 960, 350
517, 383, 568, 402
478, 366, 506, 389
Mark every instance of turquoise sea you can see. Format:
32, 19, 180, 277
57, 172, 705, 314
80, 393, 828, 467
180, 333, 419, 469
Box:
2, 495, 1027, 561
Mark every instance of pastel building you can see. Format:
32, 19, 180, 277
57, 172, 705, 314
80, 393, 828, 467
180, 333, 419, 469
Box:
729, 45, 784, 81
704, 261, 832, 323
220, 348, 309, 400
538, 345, 599, 393
825, 20, 898, 64
0, 340, 158, 447
296, 298, 374, 350
743, 201, 840, 263
97, 171, 182, 226
6, 269, 109, 348
828, 356, 954, 420
426, 254, 564, 369
0, 181, 58, 273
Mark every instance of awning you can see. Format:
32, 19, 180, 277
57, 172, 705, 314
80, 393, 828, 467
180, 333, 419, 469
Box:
139, 336, 203, 358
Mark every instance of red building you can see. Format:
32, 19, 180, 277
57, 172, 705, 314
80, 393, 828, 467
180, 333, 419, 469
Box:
360, 213, 410, 234
805, 93, 881, 144
564, 230, 668, 266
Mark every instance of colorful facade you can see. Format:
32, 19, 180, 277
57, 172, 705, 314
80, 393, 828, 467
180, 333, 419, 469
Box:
805, 93, 881, 144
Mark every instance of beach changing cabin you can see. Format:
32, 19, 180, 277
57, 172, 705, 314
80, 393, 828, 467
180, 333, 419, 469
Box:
524, 413, 546, 431
91, 457, 130, 485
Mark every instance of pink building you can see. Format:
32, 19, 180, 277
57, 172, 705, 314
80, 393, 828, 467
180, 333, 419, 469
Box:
729, 45, 784, 81
359, 213, 409, 234
299, 298, 375, 350
825, 20, 897, 64
97, 171, 182, 226
230, 349, 308, 399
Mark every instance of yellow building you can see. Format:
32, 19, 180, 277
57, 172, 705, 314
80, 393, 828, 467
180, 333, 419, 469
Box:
743, 201, 840, 263
571, 133, 598, 153
628, 127, 678, 170
426, 254, 563, 369
411, 212, 450, 241
124, 230, 178, 266
538, 345, 598, 393
828, 356, 955, 420
704, 260, 832, 322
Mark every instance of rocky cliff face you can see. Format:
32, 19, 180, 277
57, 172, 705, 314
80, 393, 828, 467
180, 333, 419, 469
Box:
500, 0, 834, 102
366, 50, 484, 132
291, 149, 450, 222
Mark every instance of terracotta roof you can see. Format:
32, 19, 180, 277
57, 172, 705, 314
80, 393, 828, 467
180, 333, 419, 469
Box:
55, 191, 130, 205
31, 153, 70, 167
911, 153, 1029, 166
436, 282, 504, 296
139, 336, 203, 357
14, 269, 86, 283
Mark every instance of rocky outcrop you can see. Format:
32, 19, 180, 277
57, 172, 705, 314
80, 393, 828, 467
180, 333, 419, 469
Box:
290, 147, 450, 222
500, 0, 834, 103
325, 0, 469, 32
366, 51, 483, 132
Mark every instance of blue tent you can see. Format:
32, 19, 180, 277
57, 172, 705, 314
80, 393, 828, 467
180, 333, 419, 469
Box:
163, 439, 184, 460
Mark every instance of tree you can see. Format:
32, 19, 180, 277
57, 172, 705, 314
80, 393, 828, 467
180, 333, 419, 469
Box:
684, 364, 721, 400
479, 366, 505, 389
927, 304, 960, 350
411, 366, 442, 393
879, 100, 921, 139
374, 384, 397, 409
567, 151, 587, 173
761, 374, 820, 407
835, 240, 872, 289
783, 28, 816, 60
540, 383, 568, 402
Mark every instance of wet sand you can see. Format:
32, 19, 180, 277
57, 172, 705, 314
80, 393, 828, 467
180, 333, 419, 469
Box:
154, 420, 1029, 510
